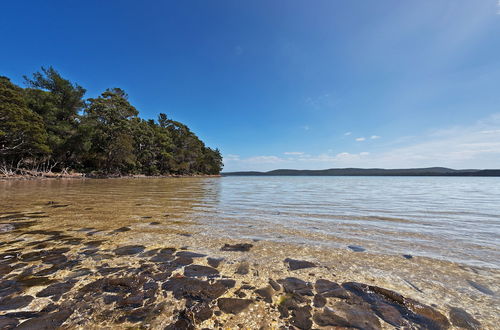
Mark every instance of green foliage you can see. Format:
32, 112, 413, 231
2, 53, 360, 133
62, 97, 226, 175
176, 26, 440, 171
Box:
23, 66, 86, 169
0, 69, 223, 175
0, 77, 50, 160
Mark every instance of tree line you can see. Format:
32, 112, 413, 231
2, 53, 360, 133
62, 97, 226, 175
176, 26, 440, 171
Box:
0, 67, 223, 176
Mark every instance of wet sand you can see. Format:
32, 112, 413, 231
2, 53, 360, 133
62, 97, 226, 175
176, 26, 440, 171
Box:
0, 179, 498, 329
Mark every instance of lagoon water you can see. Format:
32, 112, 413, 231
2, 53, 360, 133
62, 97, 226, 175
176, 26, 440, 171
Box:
1, 176, 500, 328
2, 176, 499, 268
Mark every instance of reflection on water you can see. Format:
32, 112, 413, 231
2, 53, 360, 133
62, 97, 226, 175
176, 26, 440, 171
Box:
210, 176, 500, 268
1, 176, 500, 268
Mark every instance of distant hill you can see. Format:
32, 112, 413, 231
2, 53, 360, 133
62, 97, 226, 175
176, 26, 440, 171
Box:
223, 167, 500, 177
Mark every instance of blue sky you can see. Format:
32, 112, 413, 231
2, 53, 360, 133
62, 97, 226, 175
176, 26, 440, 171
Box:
2, 1, 500, 171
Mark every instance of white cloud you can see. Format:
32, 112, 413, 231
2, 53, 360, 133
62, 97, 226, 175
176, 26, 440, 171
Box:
370, 135, 381, 139
245, 156, 284, 164
224, 154, 240, 161
223, 114, 500, 171
344, 132, 352, 136
355, 137, 366, 142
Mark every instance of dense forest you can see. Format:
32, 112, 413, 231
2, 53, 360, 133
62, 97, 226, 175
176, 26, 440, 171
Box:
0, 67, 223, 176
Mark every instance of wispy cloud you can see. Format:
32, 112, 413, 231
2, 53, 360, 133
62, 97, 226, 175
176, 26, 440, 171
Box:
224, 154, 241, 161
224, 114, 500, 171
370, 135, 381, 139
344, 132, 352, 136
304, 93, 338, 110
355, 137, 366, 142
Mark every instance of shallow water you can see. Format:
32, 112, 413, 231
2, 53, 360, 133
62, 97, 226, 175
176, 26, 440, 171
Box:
0, 176, 499, 328
4, 176, 497, 267
214, 176, 500, 268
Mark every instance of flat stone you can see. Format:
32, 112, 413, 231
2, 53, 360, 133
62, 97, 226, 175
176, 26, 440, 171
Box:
184, 264, 219, 277
176, 251, 206, 258
15, 308, 72, 329
313, 294, 326, 307
162, 277, 227, 302
291, 306, 312, 330
334, 301, 381, 330
114, 245, 145, 255
449, 307, 481, 330
0, 264, 12, 276
348, 245, 366, 252
171, 256, 194, 267
315, 279, 349, 298
42, 254, 68, 264
343, 282, 451, 329
149, 248, 176, 263
207, 257, 223, 268
217, 298, 253, 314
193, 302, 213, 322
220, 243, 253, 252
17, 276, 55, 287
0, 316, 19, 329
218, 279, 236, 289
279, 277, 313, 296
36, 280, 76, 298
0, 295, 34, 310
284, 258, 317, 271
255, 285, 274, 303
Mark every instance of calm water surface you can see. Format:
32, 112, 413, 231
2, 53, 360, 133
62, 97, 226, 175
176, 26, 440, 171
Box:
2, 176, 499, 268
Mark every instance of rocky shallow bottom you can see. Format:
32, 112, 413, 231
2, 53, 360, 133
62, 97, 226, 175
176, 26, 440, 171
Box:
0, 205, 497, 329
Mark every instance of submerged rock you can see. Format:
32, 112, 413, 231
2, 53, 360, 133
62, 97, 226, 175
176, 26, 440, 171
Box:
162, 277, 226, 302
255, 285, 274, 303
279, 277, 313, 296
284, 258, 317, 271
207, 257, 223, 268
221, 243, 253, 252
0, 295, 34, 311
0, 316, 18, 329
15, 308, 73, 329
467, 280, 494, 295
313, 294, 326, 307
343, 282, 450, 329
36, 280, 76, 299
176, 251, 206, 258
114, 245, 145, 255
348, 245, 366, 252
184, 264, 219, 278
315, 279, 349, 298
291, 306, 313, 330
217, 298, 253, 314
449, 307, 481, 330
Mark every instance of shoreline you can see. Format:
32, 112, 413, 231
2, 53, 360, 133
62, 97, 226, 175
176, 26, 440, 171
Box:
0, 173, 222, 181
